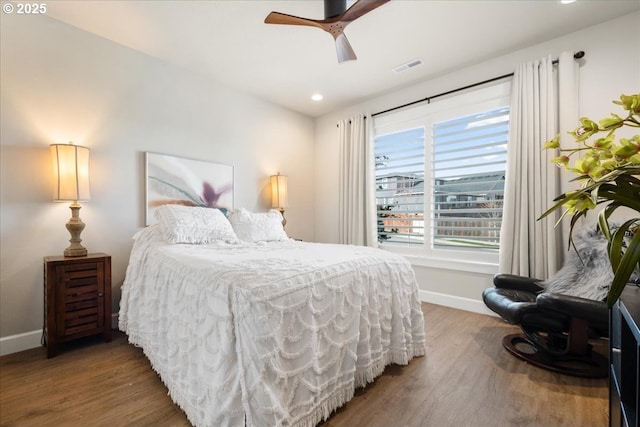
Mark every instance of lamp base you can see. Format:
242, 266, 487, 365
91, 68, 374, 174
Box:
64, 202, 87, 257
64, 246, 88, 257
279, 208, 287, 228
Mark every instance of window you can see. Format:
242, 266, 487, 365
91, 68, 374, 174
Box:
374, 82, 511, 264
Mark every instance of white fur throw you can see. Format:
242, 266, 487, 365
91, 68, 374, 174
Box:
543, 227, 614, 301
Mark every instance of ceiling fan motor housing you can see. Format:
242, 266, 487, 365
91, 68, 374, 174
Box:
325, 0, 348, 19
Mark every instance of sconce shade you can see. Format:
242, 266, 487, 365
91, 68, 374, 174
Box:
270, 173, 288, 209
51, 143, 91, 201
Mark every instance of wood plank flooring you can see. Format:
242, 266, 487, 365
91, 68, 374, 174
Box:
0, 303, 608, 427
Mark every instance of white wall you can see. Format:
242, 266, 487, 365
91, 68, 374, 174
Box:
0, 15, 316, 353
314, 12, 640, 311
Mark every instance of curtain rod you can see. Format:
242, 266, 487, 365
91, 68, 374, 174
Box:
370, 50, 585, 118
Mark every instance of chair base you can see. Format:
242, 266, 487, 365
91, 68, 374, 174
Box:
502, 333, 608, 378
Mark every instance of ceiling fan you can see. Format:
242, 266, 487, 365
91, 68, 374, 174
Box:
264, 0, 390, 63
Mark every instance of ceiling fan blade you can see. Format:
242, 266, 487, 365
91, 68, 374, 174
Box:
264, 11, 323, 29
335, 33, 357, 63
265, 1, 388, 63
340, 0, 390, 23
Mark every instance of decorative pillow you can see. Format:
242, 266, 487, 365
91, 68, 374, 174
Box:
228, 208, 288, 242
154, 205, 238, 244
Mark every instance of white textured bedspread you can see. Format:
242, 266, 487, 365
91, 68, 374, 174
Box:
119, 226, 425, 427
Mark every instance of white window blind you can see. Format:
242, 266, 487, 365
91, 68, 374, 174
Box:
375, 127, 425, 245
431, 106, 509, 249
373, 81, 511, 266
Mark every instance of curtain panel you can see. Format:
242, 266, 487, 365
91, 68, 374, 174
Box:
338, 114, 377, 247
499, 52, 579, 278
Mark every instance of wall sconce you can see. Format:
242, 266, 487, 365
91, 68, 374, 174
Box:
270, 172, 288, 227
51, 142, 91, 257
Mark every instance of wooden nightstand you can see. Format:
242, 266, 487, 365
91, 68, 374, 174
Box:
44, 253, 112, 358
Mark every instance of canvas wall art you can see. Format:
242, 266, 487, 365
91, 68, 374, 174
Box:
145, 152, 234, 225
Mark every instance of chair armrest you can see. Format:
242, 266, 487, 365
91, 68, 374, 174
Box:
482, 287, 538, 324
493, 274, 544, 294
536, 292, 608, 326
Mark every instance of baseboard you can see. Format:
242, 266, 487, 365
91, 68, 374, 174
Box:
2, 300, 488, 357
0, 330, 42, 356
419, 290, 497, 317
0, 313, 120, 357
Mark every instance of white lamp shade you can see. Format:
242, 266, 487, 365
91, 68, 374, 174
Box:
270, 173, 288, 209
51, 143, 91, 201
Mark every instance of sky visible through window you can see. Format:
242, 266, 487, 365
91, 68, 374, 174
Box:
375, 106, 509, 180
433, 106, 509, 180
375, 127, 425, 179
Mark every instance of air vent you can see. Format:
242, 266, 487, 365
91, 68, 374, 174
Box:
393, 58, 424, 73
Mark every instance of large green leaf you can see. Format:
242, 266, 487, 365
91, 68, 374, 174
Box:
607, 229, 640, 308
608, 219, 637, 271
598, 212, 612, 240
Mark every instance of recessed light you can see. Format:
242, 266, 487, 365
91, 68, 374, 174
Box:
560, 0, 576, 4
311, 93, 323, 101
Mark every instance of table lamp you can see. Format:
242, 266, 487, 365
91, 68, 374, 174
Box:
51, 142, 91, 257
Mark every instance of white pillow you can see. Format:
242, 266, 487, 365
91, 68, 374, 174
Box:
154, 205, 238, 244
228, 208, 289, 242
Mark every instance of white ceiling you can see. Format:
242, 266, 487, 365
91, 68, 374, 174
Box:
46, 1, 640, 118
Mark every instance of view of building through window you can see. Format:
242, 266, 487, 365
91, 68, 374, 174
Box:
375, 105, 509, 250
375, 127, 425, 245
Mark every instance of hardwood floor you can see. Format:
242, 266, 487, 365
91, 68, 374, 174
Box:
0, 303, 608, 427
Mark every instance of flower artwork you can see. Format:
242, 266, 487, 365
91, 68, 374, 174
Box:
540, 94, 640, 307
145, 152, 234, 225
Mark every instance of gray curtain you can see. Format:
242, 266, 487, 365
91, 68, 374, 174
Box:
338, 114, 377, 246
499, 52, 579, 278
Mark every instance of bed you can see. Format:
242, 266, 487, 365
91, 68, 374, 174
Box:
119, 206, 426, 427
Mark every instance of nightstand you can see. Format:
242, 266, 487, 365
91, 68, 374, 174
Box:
44, 253, 112, 358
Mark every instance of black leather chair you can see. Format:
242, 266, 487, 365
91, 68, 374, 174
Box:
482, 273, 609, 378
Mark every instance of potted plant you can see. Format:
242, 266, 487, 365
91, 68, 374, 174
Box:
540, 94, 640, 308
